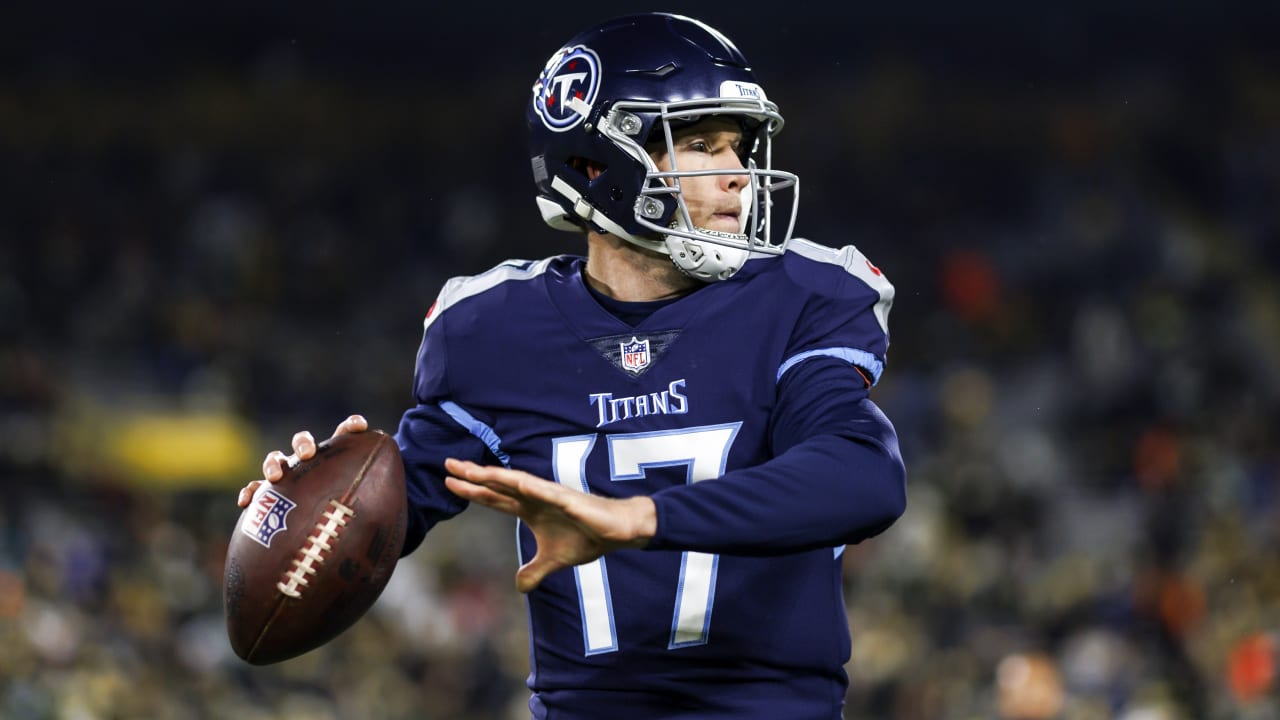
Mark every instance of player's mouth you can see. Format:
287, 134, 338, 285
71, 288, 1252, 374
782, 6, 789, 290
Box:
710, 207, 742, 226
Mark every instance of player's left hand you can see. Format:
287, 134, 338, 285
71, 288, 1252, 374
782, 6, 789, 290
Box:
443, 458, 656, 593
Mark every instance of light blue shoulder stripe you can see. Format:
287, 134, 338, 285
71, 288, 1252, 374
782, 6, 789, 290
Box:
776, 347, 884, 386
439, 401, 510, 467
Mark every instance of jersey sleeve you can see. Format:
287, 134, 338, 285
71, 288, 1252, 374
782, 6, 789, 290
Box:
648, 356, 906, 555
647, 243, 905, 555
778, 241, 895, 386
393, 284, 500, 557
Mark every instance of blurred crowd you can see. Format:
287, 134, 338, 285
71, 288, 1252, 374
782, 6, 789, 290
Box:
2, 5, 1279, 719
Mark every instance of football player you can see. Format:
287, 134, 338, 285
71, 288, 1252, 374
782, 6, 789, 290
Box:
239, 12, 906, 718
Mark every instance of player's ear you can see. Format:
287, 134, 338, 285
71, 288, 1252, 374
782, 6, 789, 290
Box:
570, 157, 607, 181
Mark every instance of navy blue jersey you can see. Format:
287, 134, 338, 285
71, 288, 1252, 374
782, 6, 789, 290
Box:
395, 239, 905, 719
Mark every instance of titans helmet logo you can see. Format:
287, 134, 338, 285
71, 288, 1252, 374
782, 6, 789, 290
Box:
532, 45, 601, 132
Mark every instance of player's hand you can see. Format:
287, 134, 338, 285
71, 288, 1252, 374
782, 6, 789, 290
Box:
443, 458, 657, 593
236, 414, 369, 508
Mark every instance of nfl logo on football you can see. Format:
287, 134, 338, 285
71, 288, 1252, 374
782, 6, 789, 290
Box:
241, 488, 297, 548
620, 337, 651, 373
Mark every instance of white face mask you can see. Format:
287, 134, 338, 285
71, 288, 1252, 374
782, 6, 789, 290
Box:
604, 98, 799, 282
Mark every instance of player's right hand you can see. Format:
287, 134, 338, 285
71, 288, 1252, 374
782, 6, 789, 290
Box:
236, 414, 369, 508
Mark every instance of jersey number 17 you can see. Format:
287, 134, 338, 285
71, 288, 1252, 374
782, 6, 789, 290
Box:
550, 422, 741, 655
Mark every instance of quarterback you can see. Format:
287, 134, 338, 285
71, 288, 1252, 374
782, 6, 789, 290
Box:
241, 12, 906, 719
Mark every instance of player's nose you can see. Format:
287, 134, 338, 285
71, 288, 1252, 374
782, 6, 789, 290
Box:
717, 157, 749, 191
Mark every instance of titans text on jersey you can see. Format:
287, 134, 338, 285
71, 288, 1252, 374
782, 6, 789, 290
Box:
590, 378, 689, 428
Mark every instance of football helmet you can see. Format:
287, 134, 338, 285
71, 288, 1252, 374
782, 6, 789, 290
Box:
527, 12, 799, 281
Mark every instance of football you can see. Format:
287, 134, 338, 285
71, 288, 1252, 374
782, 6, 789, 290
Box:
223, 429, 407, 665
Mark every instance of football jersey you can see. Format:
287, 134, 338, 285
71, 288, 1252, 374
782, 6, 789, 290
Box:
395, 239, 903, 719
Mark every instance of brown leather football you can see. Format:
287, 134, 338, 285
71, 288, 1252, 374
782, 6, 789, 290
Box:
223, 429, 407, 665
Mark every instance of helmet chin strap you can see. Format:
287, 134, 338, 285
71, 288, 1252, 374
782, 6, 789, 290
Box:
662, 191, 751, 281
662, 184, 755, 282
664, 235, 750, 282
548, 175, 666, 253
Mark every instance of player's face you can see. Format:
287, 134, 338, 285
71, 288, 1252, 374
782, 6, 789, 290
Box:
649, 118, 749, 235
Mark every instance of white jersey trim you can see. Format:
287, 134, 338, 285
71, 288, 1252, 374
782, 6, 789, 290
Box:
423, 256, 557, 333
787, 238, 895, 335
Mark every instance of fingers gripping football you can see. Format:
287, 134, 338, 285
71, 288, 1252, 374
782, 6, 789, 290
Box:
237, 415, 369, 508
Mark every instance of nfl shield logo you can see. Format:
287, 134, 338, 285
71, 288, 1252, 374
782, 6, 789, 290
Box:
620, 337, 651, 373
241, 488, 297, 548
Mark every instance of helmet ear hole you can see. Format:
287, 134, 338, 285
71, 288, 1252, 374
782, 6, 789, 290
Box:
610, 187, 624, 202
571, 157, 608, 182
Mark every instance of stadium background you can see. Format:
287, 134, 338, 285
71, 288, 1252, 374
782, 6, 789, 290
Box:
2, 1, 1279, 718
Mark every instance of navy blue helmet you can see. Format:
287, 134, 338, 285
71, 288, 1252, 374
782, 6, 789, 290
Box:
527, 13, 799, 281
